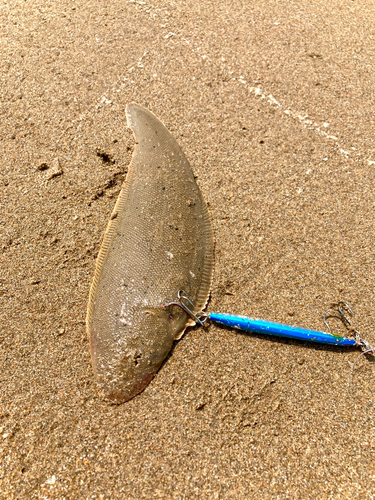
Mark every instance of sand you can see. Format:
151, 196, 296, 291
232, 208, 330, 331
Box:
1, 0, 375, 498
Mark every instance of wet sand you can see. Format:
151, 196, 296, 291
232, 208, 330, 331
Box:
1, 0, 375, 498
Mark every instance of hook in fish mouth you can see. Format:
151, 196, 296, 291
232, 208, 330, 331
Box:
164, 290, 209, 327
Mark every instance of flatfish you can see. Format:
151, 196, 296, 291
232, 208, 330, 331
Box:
87, 103, 214, 403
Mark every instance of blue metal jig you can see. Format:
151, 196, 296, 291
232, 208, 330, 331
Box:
208, 312, 356, 346
169, 291, 373, 352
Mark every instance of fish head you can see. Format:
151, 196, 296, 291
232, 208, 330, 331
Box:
90, 304, 189, 404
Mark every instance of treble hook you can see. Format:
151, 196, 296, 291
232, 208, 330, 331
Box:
165, 290, 209, 326
323, 301, 374, 358
323, 301, 354, 330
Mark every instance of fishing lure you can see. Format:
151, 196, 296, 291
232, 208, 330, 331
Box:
88, 103, 372, 404
169, 291, 374, 354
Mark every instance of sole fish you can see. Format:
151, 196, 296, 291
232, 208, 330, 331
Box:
87, 103, 214, 403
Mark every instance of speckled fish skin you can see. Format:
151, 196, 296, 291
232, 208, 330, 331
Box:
87, 103, 213, 404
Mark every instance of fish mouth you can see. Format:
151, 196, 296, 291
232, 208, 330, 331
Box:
99, 370, 156, 404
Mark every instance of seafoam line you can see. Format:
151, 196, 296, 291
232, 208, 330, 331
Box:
245, 84, 375, 166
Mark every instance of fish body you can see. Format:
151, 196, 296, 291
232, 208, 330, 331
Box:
87, 104, 213, 403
